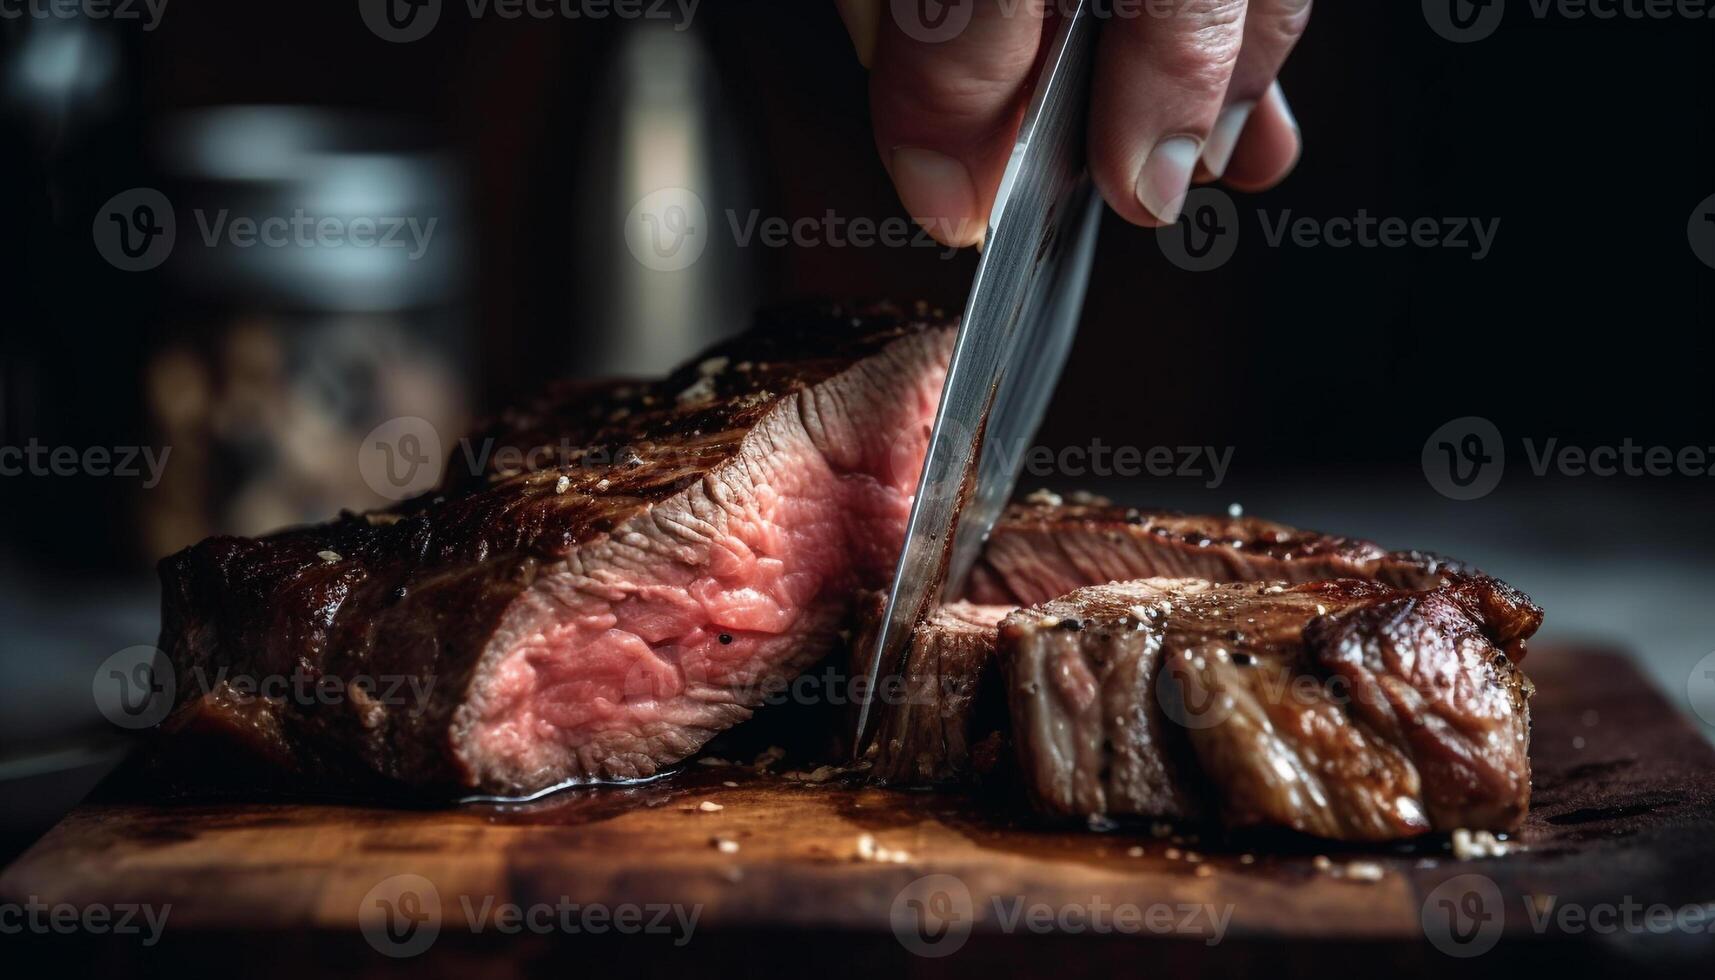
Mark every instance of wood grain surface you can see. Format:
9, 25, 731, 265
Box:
4, 648, 1713, 978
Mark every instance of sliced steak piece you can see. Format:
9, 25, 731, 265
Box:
1000, 576, 1539, 840
851, 595, 1013, 785
999, 585, 1205, 820
967, 498, 1467, 605
157, 303, 956, 796
860, 499, 1501, 789
1301, 576, 1540, 831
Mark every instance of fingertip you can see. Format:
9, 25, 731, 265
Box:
1134, 136, 1201, 225
1220, 82, 1302, 193
890, 146, 984, 248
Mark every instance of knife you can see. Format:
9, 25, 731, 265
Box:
854, 0, 1102, 750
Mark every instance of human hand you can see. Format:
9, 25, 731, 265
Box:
836, 0, 1307, 246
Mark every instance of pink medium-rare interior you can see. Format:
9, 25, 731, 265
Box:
453, 330, 953, 792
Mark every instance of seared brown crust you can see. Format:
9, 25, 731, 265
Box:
157, 302, 956, 793
1305, 578, 1537, 831
967, 500, 1470, 605
1000, 576, 1541, 839
862, 499, 1531, 794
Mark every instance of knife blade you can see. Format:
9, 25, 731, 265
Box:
854, 0, 1102, 750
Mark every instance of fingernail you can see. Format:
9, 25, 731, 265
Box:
1135, 136, 1201, 224
1269, 80, 1299, 136
891, 146, 980, 247
1202, 101, 1256, 179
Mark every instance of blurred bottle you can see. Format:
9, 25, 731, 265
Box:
141, 107, 470, 553
573, 19, 754, 376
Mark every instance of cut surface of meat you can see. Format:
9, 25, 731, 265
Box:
967, 498, 1467, 606
861, 498, 1516, 790
852, 595, 1013, 785
157, 304, 956, 796
1000, 583, 1206, 820
999, 576, 1539, 839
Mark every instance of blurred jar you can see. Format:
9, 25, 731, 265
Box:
142, 107, 469, 554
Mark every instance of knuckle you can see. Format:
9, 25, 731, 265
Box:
1155, 1, 1247, 88
876, 67, 1022, 130
1156, 39, 1243, 94
1258, 0, 1314, 45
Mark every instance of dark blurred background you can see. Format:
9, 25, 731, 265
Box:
2, 2, 1712, 853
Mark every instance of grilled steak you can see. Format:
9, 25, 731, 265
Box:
967, 497, 1466, 604
852, 595, 1012, 784
1000, 586, 1204, 820
1000, 576, 1541, 839
862, 499, 1482, 788
157, 304, 956, 796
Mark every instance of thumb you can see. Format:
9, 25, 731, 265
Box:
851, 1, 1048, 249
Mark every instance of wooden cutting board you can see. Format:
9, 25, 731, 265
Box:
5, 648, 1714, 978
